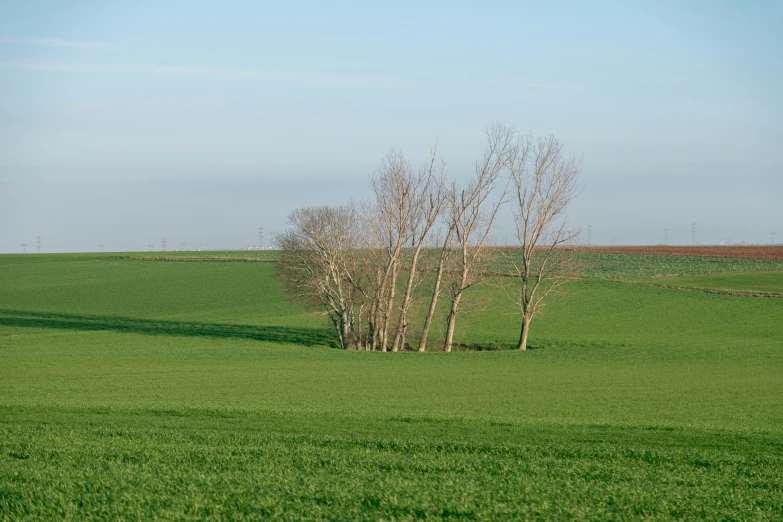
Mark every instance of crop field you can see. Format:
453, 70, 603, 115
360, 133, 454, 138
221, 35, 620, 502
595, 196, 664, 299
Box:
1, 252, 782, 520
628, 271, 783, 297
574, 245, 783, 260
494, 247, 783, 279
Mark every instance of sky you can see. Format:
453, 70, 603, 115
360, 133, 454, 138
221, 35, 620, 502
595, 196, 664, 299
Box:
1, 0, 781, 252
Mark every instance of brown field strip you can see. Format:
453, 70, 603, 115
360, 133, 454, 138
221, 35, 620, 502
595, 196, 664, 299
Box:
569, 246, 783, 260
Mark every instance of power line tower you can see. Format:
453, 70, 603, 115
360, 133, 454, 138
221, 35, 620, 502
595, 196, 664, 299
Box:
98, 244, 104, 251
148, 244, 154, 251
664, 229, 669, 245
258, 227, 264, 249
180, 241, 187, 250
36, 236, 42, 253
587, 225, 592, 246
21, 243, 27, 253
691, 223, 697, 246
772, 232, 777, 245
161, 238, 167, 252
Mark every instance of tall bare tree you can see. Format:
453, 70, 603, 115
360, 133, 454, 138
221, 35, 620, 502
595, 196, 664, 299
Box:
441, 123, 515, 352
505, 134, 582, 350
389, 147, 446, 352
364, 150, 422, 352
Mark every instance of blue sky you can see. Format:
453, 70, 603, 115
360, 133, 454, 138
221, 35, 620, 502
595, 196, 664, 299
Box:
1, 0, 781, 251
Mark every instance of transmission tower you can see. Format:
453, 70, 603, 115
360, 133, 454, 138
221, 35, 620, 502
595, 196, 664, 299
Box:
663, 229, 669, 245
258, 227, 264, 249
587, 225, 592, 246
98, 244, 104, 251
691, 223, 697, 246
36, 236, 42, 253
21, 243, 27, 253
161, 238, 167, 252
148, 244, 154, 251
180, 241, 187, 250
772, 232, 777, 245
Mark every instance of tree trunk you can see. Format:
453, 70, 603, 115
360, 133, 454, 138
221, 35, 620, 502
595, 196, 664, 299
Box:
419, 249, 449, 352
381, 262, 400, 352
444, 293, 462, 352
392, 246, 424, 352
332, 314, 345, 350
444, 257, 469, 353
391, 308, 405, 352
518, 315, 531, 351
368, 302, 378, 351
340, 310, 352, 350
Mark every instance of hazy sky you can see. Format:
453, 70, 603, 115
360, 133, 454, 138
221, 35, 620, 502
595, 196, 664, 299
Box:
1, 0, 781, 252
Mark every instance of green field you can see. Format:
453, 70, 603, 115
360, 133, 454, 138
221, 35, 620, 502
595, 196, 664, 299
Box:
1, 254, 782, 520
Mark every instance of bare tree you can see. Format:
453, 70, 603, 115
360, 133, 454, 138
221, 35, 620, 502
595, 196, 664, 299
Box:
364, 150, 421, 352
441, 123, 515, 352
505, 134, 582, 350
276, 205, 365, 350
389, 146, 447, 352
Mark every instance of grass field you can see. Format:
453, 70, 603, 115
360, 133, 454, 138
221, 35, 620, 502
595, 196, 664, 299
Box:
1, 253, 782, 520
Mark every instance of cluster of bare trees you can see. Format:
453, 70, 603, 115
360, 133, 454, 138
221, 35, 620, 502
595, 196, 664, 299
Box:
276, 123, 582, 351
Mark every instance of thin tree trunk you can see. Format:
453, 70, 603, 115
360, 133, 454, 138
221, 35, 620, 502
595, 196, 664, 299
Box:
340, 310, 352, 350
391, 309, 404, 352
381, 262, 400, 352
518, 315, 531, 350
332, 314, 345, 350
419, 249, 448, 352
392, 246, 424, 352
368, 300, 378, 351
444, 248, 469, 353
444, 293, 462, 352
418, 275, 441, 352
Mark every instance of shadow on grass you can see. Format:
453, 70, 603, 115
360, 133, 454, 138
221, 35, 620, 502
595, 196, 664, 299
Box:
0, 308, 335, 347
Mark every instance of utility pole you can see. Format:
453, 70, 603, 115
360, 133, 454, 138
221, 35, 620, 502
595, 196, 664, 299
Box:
691, 223, 697, 246
258, 227, 264, 249
161, 238, 167, 252
21, 243, 27, 253
663, 229, 669, 245
36, 236, 42, 253
587, 225, 592, 246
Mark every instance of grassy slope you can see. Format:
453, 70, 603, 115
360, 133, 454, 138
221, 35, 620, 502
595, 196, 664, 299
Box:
1, 255, 782, 520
